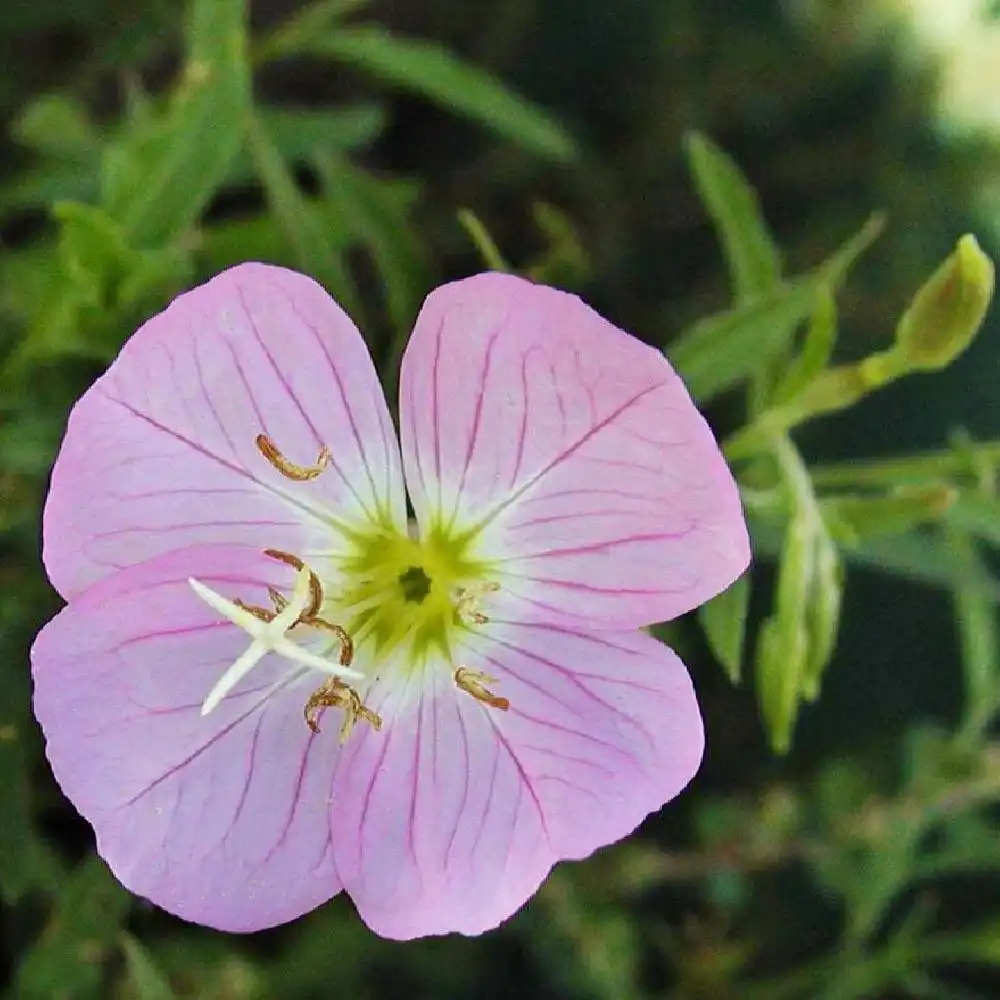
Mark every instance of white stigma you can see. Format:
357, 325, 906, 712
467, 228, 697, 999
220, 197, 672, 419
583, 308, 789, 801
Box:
189, 567, 363, 716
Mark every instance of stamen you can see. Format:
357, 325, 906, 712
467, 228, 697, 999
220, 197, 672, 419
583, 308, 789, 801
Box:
304, 678, 382, 743
454, 667, 510, 711
256, 433, 331, 481
454, 582, 500, 625
189, 566, 361, 716
233, 598, 276, 623
303, 616, 355, 666
264, 548, 323, 618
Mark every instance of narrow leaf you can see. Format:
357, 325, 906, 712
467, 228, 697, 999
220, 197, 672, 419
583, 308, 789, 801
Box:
670, 214, 882, 402
102, 0, 250, 244
121, 935, 177, 1000
685, 132, 781, 302
313, 151, 428, 331
698, 573, 751, 683
245, 113, 358, 315
302, 25, 576, 162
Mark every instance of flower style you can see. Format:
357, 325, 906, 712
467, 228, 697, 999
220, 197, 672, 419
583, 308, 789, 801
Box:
32, 264, 749, 939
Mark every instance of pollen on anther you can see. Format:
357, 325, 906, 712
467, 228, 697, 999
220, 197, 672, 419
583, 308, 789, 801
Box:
256, 433, 331, 481
454, 667, 510, 711
264, 549, 323, 618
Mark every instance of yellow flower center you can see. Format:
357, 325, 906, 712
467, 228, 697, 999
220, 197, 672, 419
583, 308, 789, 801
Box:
335, 522, 495, 676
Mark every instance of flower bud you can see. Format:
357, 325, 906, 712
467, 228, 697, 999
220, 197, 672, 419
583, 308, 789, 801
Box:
894, 234, 995, 372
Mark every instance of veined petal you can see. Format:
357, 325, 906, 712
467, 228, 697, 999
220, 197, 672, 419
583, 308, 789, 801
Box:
398, 272, 749, 629
460, 621, 703, 860
45, 263, 405, 600
329, 622, 702, 939
32, 545, 344, 932
329, 666, 552, 939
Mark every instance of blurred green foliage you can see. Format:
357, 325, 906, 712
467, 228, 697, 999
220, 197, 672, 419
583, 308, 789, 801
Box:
4, 0, 1000, 997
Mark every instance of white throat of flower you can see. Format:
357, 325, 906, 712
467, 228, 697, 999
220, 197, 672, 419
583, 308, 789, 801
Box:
189, 567, 363, 716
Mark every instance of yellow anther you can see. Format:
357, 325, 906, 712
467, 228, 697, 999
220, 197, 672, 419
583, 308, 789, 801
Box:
454, 581, 500, 626
256, 433, 332, 481
454, 667, 510, 711
304, 678, 382, 743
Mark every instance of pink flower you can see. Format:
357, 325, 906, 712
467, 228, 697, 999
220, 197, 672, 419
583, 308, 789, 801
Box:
32, 264, 749, 939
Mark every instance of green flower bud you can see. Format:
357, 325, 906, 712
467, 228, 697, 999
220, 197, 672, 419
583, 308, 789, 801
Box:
894, 234, 995, 372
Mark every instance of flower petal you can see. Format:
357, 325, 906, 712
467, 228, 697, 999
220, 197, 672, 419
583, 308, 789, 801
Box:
329, 666, 552, 939
461, 620, 704, 860
32, 545, 345, 932
399, 272, 749, 629
45, 263, 405, 600
329, 622, 701, 939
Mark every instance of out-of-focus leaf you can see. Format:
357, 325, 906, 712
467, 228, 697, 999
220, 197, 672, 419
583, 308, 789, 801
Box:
16, 855, 130, 1000
102, 0, 250, 244
752, 516, 1000, 599
757, 512, 812, 753
199, 211, 352, 276
685, 132, 781, 302
671, 214, 883, 402
300, 25, 576, 162
774, 286, 838, 403
314, 151, 428, 331
12, 94, 101, 158
54, 201, 129, 295
0, 594, 60, 902
822, 486, 957, 544
4, 203, 192, 369
224, 103, 385, 185
254, 0, 372, 63
949, 526, 1000, 742
801, 532, 843, 700
246, 113, 358, 315
120, 935, 177, 1000
457, 208, 510, 272
925, 922, 1000, 966
946, 490, 1000, 549
698, 573, 751, 683
0, 161, 101, 216
526, 201, 590, 288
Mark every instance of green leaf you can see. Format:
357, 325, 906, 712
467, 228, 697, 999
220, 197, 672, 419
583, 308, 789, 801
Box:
822, 486, 957, 544
300, 25, 576, 162
120, 935, 177, 1000
246, 113, 359, 316
946, 490, 1000, 549
801, 532, 843, 700
199, 211, 351, 276
254, 0, 372, 63
313, 151, 429, 332
670, 213, 883, 402
223, 103, 385, 186
457, 208, 511, 272
526, 201, 590, 288
773, 286, 838, 404
685, 132, 781, 302
0, 595, 60, 902
12, 94, 101, 158
102, 0, 250, 244
16, 856, 130, 1000
53, 201, 129, 295
949, 526, 1000, 742
698, 573, 751, 683
0, 160, 101, 216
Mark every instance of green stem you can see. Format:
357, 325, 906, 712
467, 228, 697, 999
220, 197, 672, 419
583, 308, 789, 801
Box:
809, 442, 1000, 489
